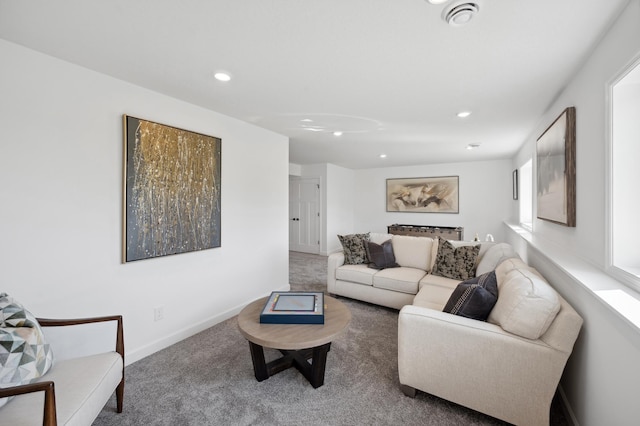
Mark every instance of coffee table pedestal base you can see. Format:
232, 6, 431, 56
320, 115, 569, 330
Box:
248, 341, 331, 388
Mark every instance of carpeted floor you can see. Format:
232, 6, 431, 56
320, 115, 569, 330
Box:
94, 251, 568, 425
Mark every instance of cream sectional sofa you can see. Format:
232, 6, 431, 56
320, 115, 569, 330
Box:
328, 233, 583, 425
327, 233, 508, 310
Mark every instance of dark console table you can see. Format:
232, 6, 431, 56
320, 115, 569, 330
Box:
388, 224, 464, 241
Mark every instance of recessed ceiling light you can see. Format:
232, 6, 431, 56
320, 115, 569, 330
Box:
427, 0, 449, 4
379, 154, 387, 158
333, 131, 343, 137
466, 143, 480, 150
444, 2, 479, 26
301, 118, 313, 122
214, 72, 231, 82
457, 111, 472, 118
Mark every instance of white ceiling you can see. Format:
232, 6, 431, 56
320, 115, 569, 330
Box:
0, 0, 629, 169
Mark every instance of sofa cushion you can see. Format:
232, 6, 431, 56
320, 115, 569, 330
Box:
335, 264, 377, 286
373, 267, 425, 294
443, 271, 498, 321
415, 274, 461, 310
0, 293, 55, 408
367, 240, 399, 270
475, 243, 518, 276
495, 257, 543, 285
391, 235, 434, 271
369, 232, 394, 245
488, 268, 561, 339
338, 233, 370, 265
431, 237, 480, 280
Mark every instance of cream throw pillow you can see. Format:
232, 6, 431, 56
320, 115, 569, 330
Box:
488, 268, 561, 339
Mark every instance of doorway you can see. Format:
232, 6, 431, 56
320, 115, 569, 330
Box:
289, 177, 320, 254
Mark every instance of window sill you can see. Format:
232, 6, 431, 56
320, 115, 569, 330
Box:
505, 222, 640, 333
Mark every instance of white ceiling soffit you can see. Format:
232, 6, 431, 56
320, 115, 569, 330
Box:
0, 0, 629, 169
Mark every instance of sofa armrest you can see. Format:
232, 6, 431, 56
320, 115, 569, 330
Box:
398, 305, 570, 424
327, 252, 345, 294
37, 315, 125, 413
0, 381, 57, 426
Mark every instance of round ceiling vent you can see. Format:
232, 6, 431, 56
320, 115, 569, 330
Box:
443, 2, 479, 26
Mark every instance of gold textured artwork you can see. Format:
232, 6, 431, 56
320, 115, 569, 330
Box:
123, 115, 221, 262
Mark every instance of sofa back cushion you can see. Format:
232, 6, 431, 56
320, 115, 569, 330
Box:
488, 268, 561, 339
495, 256, 542, 285
369, 233, 394, 245
475, 243, 518, 276
392, 235, 434, 271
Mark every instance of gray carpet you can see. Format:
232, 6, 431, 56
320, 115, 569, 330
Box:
94, 252, 568, 425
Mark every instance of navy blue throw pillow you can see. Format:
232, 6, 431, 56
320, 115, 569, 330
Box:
443, 271, 498, 321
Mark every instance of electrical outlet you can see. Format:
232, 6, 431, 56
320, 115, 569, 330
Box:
154, 305, 164, 322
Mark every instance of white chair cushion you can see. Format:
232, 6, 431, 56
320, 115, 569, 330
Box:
0, 352, 122, 426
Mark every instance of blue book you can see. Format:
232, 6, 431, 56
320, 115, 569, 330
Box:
259, 291, 325, 324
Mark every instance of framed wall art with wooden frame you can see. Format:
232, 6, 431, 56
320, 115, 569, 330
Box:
386, 176, 459, 213
536, 106, 576, 227
123, 115, 221, 262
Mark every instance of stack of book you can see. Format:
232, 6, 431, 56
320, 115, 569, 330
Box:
259, 291, 324, 324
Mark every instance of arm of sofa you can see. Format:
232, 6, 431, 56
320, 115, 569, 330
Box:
38, 315, 125, 413
327, 251, 345, 294
398, 305, 570, 425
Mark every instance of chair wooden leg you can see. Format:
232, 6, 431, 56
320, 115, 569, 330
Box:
116, 379, 124, 413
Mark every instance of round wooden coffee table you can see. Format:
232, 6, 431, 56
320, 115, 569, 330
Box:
238, 294, 351, 388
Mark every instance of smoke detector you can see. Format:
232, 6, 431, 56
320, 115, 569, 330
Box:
443, 2, 479, 26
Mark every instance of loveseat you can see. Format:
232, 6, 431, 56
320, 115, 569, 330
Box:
0, 293, 124, 426
328, 233, 583, 425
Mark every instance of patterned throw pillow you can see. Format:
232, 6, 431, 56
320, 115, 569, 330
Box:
367, 240, 399, 270
432, 237, 480, 280
0, 293, 54, 408
443, 271, 499, 321
338, 233, 370, 265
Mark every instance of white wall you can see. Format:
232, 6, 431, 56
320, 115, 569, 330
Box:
510, 2, 640, 424
0, 40, 290, 364
325, 164, 355, 254
353, 160, 513, 243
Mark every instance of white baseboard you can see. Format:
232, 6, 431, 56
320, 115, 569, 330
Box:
126, 284, 291, 365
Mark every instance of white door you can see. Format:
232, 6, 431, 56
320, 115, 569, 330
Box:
289, 177, 320, 254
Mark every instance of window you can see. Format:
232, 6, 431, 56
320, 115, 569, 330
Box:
609, 57, 640, 292
519, 159, 533, 230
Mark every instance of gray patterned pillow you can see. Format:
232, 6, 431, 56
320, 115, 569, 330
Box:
0, 293, 54, 408
338, 233, 370, 265
432, 237, 480, 280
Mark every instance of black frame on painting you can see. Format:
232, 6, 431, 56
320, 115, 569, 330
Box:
122, 115, 222, 262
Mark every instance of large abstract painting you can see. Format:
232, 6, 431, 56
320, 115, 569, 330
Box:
536, 107, 576, 227
386, 176, 459, 213
123, 115, 221, 262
